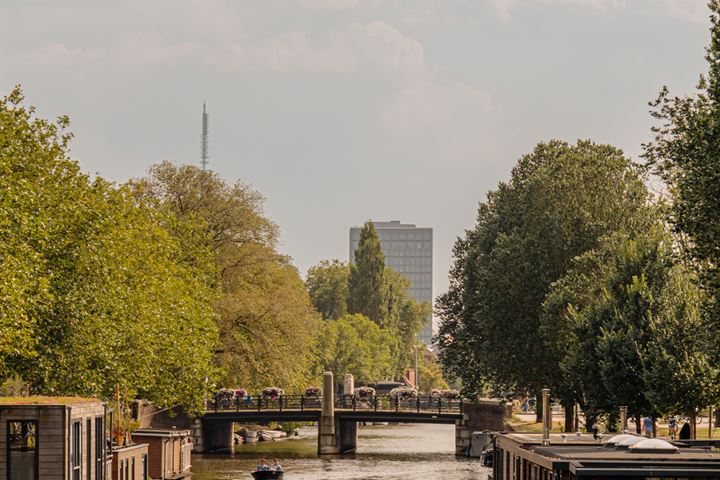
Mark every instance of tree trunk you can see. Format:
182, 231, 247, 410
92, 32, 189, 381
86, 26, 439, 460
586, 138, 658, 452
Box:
561, 397, 574, 432
691, 415, 697, 439
535, 393, 543, 423
585, 413, 597, 434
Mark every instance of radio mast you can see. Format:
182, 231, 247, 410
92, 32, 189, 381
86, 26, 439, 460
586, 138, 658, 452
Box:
201, 102, 209, 170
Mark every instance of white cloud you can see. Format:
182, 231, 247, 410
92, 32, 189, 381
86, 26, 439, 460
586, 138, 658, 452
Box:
488, 0, 707, 22
212, 21, 426, 76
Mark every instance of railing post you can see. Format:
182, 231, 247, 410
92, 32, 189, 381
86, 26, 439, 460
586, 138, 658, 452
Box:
438, 396, 442, 414
236, 395, 240, 412
416, 396, 420, 413
460, 398, 463, 414
352, 395, 356, 412
258, 394, 262, 412
374, 396, 378, 412
395, 396, 399, 413
214, 398, 218, 413
279, 395, 283, 412
301, 395, 305, 412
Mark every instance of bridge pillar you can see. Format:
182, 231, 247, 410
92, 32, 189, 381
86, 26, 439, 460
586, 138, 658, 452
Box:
202, 419, 234, 453
341, 374, 357, 452
339, 418, 357, 453
319, 371, 339, 454
344, 374, 354, 396
318, 371, 358, 454
455, 399, 507, 456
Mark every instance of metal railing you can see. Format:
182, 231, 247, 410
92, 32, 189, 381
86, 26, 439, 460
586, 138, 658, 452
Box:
206, 394, 463, 414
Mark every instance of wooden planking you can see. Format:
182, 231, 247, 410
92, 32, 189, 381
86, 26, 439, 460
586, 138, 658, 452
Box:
0, 401, 107, 480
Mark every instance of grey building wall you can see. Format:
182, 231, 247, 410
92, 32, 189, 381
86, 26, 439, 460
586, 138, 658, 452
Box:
349, 220, 433, 345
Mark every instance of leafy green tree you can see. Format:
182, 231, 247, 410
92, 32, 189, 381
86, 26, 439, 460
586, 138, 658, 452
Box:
0, 88, 219, 412
312, 314, 393, 386
436, 140, 652, 421
348, 222, 386, 324
558, 228, 718, 427
382, 268, 430, 378
306, 260, 349, 320
137, 162, 320, 392
417, 352, 449, 392
643, 2, 720, 325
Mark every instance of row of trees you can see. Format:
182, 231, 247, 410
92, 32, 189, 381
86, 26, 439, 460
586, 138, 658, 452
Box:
306, 223, 446, 390
437, 2, 720, 430
0, 88, 321, 412
0, 87, 439, 412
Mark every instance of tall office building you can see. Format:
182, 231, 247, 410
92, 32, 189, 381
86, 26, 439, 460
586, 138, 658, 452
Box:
349, 221, 433, 345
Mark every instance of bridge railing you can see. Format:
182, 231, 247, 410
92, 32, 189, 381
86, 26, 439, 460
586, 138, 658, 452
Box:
206, 394, 463, 414
337, 395, 463, 414
207, 394, 319, 413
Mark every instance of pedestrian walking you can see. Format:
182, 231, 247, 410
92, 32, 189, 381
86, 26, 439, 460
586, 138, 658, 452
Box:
668, 415, 678, 440
642, 416, 654, 438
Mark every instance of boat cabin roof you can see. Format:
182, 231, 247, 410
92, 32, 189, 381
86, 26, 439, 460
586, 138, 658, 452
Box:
494, 432, 720, 479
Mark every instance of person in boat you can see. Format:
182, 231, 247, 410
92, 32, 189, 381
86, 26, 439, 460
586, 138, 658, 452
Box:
256, 459, 270, 471
272, 459, 283, 472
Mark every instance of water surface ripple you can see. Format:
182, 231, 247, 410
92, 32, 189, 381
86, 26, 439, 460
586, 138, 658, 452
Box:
191, 423, 489, 480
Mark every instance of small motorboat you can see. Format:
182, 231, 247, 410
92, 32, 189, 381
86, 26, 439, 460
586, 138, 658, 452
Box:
251, 470, 284, 480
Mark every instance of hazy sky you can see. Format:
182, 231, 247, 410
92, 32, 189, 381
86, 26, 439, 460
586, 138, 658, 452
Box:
1, 0, 711, 316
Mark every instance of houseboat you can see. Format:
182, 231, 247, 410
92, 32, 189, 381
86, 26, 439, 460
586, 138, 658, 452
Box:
493, 432, 720, 480
0, 396, 109, 480
132, 428, 192, 479
111, 443, 149, 480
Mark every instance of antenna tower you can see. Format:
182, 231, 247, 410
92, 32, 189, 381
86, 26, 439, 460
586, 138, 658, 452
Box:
201, 102, 209, 170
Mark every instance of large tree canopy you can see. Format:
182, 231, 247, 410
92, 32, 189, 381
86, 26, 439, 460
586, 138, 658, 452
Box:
644, 0, 720, 325
550, 228, 718, 425
436, 140, 653, 403
0, 88, 219, 412
306, 260, 349, 320
348, 222, 386, 324
136, 162, 320, 392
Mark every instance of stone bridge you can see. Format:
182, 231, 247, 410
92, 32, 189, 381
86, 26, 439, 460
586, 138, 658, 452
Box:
196, 372, 505, 455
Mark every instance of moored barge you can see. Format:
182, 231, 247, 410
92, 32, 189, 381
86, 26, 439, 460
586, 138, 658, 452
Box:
493, 432, 720, 480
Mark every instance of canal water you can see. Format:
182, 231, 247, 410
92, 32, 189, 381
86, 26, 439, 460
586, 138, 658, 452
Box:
191, 423, 489, 480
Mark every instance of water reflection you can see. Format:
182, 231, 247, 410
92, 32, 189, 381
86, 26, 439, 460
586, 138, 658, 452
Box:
191, 423, 488, 480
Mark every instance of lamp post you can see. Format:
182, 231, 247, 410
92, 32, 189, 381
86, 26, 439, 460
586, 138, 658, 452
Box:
413, 342, 419, 390
620, 406, 628, 434
542, 388, 551, 446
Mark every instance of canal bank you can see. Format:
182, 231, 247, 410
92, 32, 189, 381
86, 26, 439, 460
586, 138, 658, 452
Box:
191, 423, 489, 480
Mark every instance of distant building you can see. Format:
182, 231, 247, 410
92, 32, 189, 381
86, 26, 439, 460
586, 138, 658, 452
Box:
349, 220, 433, 345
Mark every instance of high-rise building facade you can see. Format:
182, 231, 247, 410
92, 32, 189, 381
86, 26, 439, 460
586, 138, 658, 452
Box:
349, 221, 433, 345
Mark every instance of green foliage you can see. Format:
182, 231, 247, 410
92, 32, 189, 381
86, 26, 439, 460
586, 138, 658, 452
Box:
308, 252, 430, 383
643, 1, 720, 325
311, 314, 393, 386
306, 260, 349, 320
348, 222, 386, 324
417, 352, 449, 392
436, 139, 653, 398
382, 268, 431, 378
137, 162, 321, 392
0, 88, 218, 413
555, 228, 718, 420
